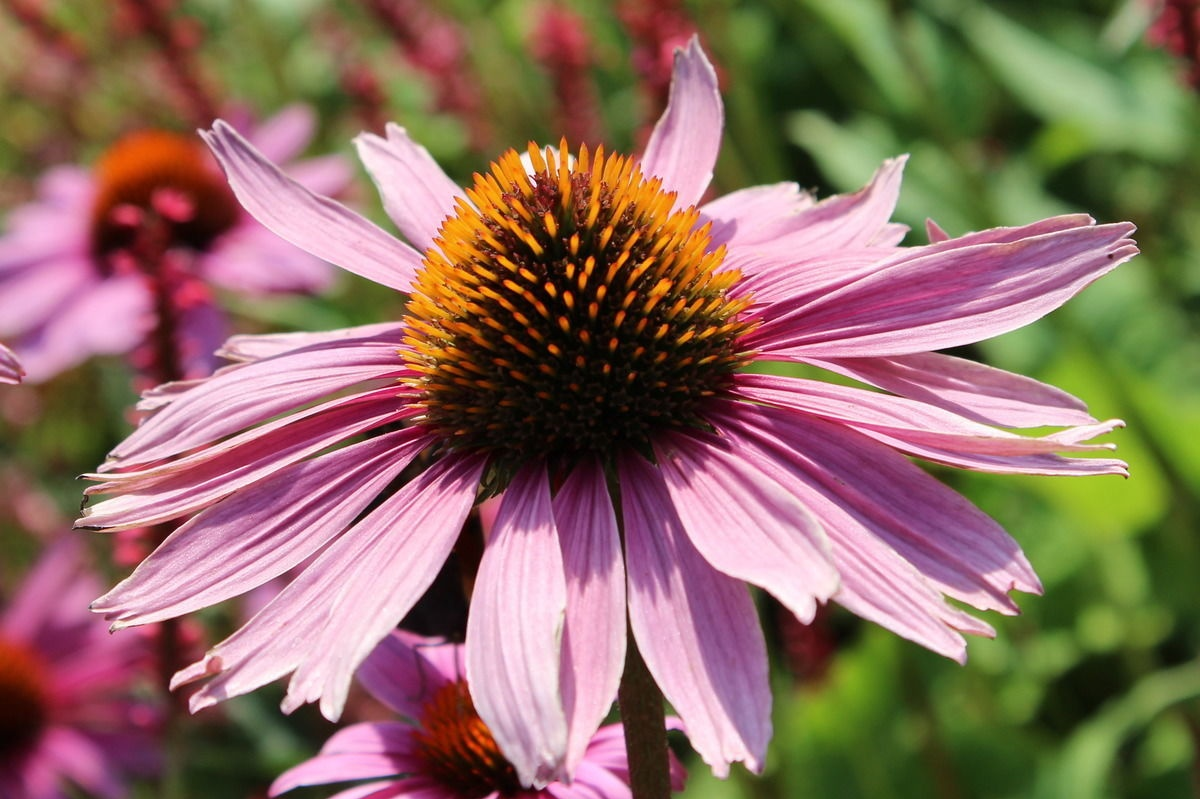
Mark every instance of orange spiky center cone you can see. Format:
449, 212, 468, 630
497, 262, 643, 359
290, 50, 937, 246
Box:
403, 141, 753, 480
413, 679, 523, 798
89, 130, 240, 262
0, 636, 51, 758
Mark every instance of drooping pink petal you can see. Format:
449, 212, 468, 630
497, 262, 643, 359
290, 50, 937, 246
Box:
103, 332, 408, 465
13, 272, 152, 383
92, 428, 431, 628
467, 463, 569, 788
553, 458, 625, 775
172, 453, 485, 720
618, 451, 770, 778
269, 723, 421, 794
0, 254, 94, 340
80, 391, 411, 530
247, 104, 318, 163
640, 36, 722, 208
720, 157, 908, 273
701, 182, 815, 249
0, 343, 22, 384
200, 120, 423, 292
216, 322, 405, 363
201, 224, 335, 294
654, 430, 838, 623
355, 124, 464, 252
734, 373, 1126, 475
806, 351, 1098, 428
711, 401, 1042, 617
727, 248, 885, 308
355, 631, 460, 720
747, 219, 1138, 358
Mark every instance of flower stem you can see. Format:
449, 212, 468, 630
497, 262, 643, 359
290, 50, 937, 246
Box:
618, 627, 671, 799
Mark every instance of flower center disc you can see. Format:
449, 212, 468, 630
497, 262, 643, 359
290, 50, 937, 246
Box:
413, 680, 522, 798
0, 637, 51, 757
89, 130, 240, 261
404, 142, 753, 470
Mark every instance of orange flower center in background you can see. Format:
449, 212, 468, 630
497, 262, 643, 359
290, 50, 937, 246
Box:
404, 142, 754, 483
413, 679, 523, 798
89, 130, 240, 262
0, 636, 51, 758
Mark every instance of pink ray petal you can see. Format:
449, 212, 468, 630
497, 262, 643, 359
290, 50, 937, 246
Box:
728, 157, 908, 266
467, 463, 569, 788
553, 458, 626, 775
270, 723, 420, 793
748, 219, 1138, 358
713, 401, 1042, 615
173, 453, 485, 720
712, 408, 1002, 659
0, 343, 22, 384
80, 391, 410, 529
201, 224, 335, 294
247, 104, 317, 163
734, 373, 1125, 472
618, 451, 770, 777
217, 322, 405, 363
806, 351, 1097, 428
103, 333, 408, 465
200, 120, 423, 292
640, 36, 722, 208
356, 631, 460, 720
654, 430, 838, 623
701, 182, 815, 250
93, 428, 431, 628
355, 124, 464, 252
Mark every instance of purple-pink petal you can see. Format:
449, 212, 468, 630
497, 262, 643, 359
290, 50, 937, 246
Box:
654, 430, 839, 623
80, 390, 411, 530
200, 120, 424, 292
618, 451, 770, 777
640, 36, 722, 208
748, 218, 1138, 358
806, 351, 1098, 428
92, 427, 431, 628
712, 401, 1042, 617
553, 458, 626, 775
270, 723, 420, 794
174, 453, 485, 720
467, 463, 569, 788
102, 331, 408, 465
355, 124, 464, 252
356, 631, 460, 720
0, 343, 22, 384
734, 373, 1125, 471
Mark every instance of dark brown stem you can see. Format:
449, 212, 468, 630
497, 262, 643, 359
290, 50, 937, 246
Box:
617, 627, 671, 799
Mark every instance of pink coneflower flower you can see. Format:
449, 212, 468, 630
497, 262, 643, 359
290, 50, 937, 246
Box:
0, 538, 159, 798
0, 344, 22, 384
270, 630, 685, 799
0, 106, 348, 383
82, 38, 1136, 784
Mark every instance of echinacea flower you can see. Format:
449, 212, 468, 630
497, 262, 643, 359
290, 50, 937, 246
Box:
0, 344, 21, 384
0, 538, 159, 799
82, 38, 1136, 785
0, 106, 349, 383
270, 630, 686, 799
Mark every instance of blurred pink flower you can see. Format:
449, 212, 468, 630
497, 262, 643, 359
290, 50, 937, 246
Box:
0, 538, 159, 799
0, 344, 22, 384
81, 38, 1136, 784
0, 106, 349, 383
270, 631, 685, 799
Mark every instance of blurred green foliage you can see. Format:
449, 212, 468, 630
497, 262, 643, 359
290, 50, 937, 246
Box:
1, 0, 1198, 797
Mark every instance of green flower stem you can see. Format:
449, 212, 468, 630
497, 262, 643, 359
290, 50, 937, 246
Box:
618, 626, 671, 799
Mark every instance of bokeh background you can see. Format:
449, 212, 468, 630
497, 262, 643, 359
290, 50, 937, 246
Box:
1, 1, 1198, 797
